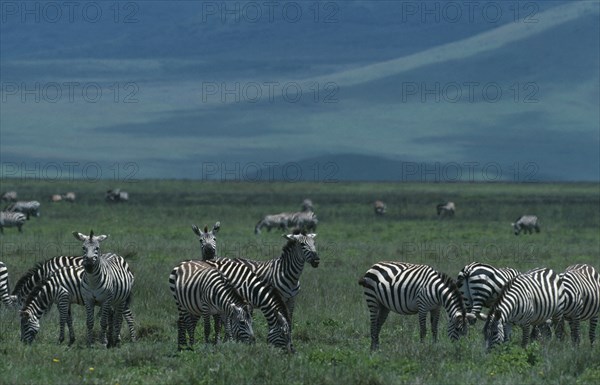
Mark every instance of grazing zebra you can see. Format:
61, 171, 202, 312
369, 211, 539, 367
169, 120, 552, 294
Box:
456, 262, 520, 321
192, 222, 220, 260
287, 211, 318, 232
255, 212, 292, 234
232, 230, 319, 327
185, 258, 293, 352
557, 264, 600, 345
72, 231, 135, 347
437, 201, 455, 218
11, 254, 136, 339
483, 267, 564, 350
1, 191, 17, 202
20, 265, 84, 345
63, 192, 76, 202
50, 194, 62, 202
105, 189, 129, 202
301, 199, 314, 212
374, 200, 386, 216
0, 211, 27, 233
169, 262, 255, 349
512, 215, 540, 235
359, 262, 472, 350
1, 261, 17, 307
5, 200, 40, 219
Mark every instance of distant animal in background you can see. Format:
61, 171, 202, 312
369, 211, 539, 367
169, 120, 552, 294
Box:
255, 213, 292, 234
301, 199, 314, 212
191, 222, 221, 260
1, 191, 17, 202
374, 200, 386, 216
287, 211, 318, 232
512, 215, 540, 235
106, 189, 129, 203
437, 202, 455, 218
0, 211, 27, 233
63, 192, 76, 202
5, 201, 40, 220
50, 194, 63, 202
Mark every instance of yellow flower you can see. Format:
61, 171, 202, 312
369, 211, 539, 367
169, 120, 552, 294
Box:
52, 358, 60, 363
89, 367, 94, 372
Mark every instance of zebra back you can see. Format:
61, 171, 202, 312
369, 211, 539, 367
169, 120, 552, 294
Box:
560, 264, 600, 322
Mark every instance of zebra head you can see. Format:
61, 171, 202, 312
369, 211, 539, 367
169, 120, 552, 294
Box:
227, 303, 255, 344
267, 311, 293, 353
20, 310, 40, 344
72, 230, 109, 271
511, 222, 522, 235
192, 222, 220, 260
482, 309, 505, 351
284, 232, 319, 268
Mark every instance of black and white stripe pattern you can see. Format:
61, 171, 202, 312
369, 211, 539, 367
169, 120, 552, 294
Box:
255, 212, 292, 234
359, 262, 471, 350
1, 261, 17, 307
512, 215, 540, 235
1, 191, 18, 202
0, 211, 27, 233
20, 265, 84, 345
558, 264, 600, 345
437, 202, 455, 218
105, 189, 129, 202
233, 231, 319, 324
5, 200, 40, 219
73, 231, 135, 347
169, 262, 255, 350
192, 222, 220, 260
456, 262, 520, 320
483, 267, 564, 350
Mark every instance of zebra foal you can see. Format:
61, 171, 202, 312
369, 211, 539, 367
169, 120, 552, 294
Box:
359, 262, 471, 350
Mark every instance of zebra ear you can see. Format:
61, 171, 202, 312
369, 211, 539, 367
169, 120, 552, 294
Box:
192, 225, 201, 236
96, 234, 109, 242
283, 234, 295, 241
72, 231, 87, 241
212, 221, 220, 234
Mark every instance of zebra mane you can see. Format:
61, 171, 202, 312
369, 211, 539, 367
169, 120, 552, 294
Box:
21, 273, 55, 313
437, 271, 466, 315
217, 270, 250, 308
11, 259, 48, 297
488, 274, 518, 318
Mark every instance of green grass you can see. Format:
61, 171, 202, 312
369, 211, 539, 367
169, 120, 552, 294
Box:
0, 179, 599, 385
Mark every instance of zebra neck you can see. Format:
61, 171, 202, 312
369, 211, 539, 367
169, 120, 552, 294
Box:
24, 283, 56, 319
440, 284, 464, 318
277, 244, 305, 280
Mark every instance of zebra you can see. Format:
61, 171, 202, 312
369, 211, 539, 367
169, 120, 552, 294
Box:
192, 222, 220, 260
50, 194, 63, 202
287, 211, 318, 232
556, 264, 600, 345
72, 230, 135, 347
0, 211, 27, 233
483, 267, 564, 350
374, 200, 386, 216
5, 200, 40, 220
512, 215, 540, 235
106, 189, 129, 202
359, 262, 472, 350
168, 262, 255, 349
11, 254, 136, 340
1, 261, 17, 307
183, 258, 293, 352
1, 191, 17, 202
437, 201, 455, 218
301, 199, 314, 212
63, 192, 76, 202
456, 262, 520, 321
232, 230, 319, 328
20, 265, 85, 345
255, 212, 292, 234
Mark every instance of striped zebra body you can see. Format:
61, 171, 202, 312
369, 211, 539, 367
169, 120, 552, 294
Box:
287, 211, 318, 232
1, 261, 17, 307
437, 202, 455, 218
558, 264, 600, 345
255, 213, 292, 234
192, 222, 220, 260
20, 265, 85, 345
0, 211, 26, 233
199, 258, 292, 351
233, 231, 319, 323
483, 268, 564, 350
456, 262, 520, 319
169, 262, 254, 350
512, 215, 540, 235
1, 191, 18, 202
359, 262, 470, 350
6, 200, 40, 220
73, 231, 135, 347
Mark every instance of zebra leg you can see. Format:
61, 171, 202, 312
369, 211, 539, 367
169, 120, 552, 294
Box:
177, 310, 189, 351
521, 325, 531, 347
590, 316, 598, 345
368, 305, 389, 351
186, 313, 199, 347
418, 311, 428, 342
111, 304, 125, 348
214, 314, 223, 343
85, 301, 96, 346
203, 314, 212, 344
430, 308, 440, 343
123, 306, 136, 342
503, 323, 512, 342
99, 302, 112, 347
569, 318, 581, 345
67, 306, 75, 346
17, 224, 23, 232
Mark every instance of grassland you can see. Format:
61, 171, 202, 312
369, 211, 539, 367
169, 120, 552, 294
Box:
0, 179, 599, 385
